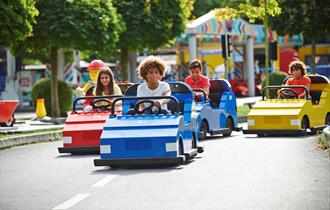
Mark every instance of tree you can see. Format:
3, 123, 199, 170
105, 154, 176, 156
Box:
113, 0, 194, 81
14, 0, 124, 118
270, 0, 330, 73
0, 0, 38, 48
191, 0, 245, 19
214, 0, 281, 86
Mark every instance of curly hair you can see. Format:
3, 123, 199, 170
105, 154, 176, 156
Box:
289, 60, 307, 76
137, 56, 167, 80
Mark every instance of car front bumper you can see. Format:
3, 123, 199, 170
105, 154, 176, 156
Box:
94, 155, 186, 167
58, 146, 99, 154
242, 129, 306, 136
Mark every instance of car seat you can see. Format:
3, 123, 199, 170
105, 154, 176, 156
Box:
168, 82, 194, 122
208, 79, 229, 108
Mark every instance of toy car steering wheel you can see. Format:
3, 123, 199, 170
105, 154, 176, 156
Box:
134, 99, 161, 115
92, 98, 112, 110
278, 88, 299, 99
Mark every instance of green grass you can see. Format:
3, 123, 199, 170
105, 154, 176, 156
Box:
0, 129, 62, 140
237, 105, 251, 117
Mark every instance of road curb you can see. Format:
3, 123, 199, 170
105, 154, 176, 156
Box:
0, 131, 63, 149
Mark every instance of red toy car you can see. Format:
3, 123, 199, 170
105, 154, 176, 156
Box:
58, 95, 122, 154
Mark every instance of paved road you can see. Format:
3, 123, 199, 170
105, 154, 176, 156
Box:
1, 132, 329, 210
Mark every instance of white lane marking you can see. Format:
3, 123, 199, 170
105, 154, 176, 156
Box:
91, 175, 118, 187
52, 193, 90, 210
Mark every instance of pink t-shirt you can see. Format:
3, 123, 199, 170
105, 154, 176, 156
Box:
185, 75, 210, 89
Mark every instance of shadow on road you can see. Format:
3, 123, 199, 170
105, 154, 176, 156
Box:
90, 159, 198, 175
199, 134, 236, 142
55, 154, 99, 159
243, 133, 316, 139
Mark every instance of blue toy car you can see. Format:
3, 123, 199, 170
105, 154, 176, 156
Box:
94, 81, 204, 167
193, 79, 241, 140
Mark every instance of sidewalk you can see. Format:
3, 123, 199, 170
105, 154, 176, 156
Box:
0, 117, 64, 149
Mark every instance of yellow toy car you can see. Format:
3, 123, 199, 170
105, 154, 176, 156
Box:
243, 75, 330, 136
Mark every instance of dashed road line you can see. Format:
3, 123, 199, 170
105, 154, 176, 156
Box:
91, 175, 118, 187
52, 193, 90, 210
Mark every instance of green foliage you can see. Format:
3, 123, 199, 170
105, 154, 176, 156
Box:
14, 0, 124, 55
0, 0, 38, 47
261, 71, 288, 98
113, 0, 194, 80
191, 0, 227, 19
214, 0, 281, 23
31, 78, 73, 117
237, 105, 251, 117
113, 0, 194, 50
269, 0, 330, 42
13, 0, 124, 118
191, 0, 249, 19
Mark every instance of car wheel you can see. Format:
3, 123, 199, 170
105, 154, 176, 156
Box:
326, 113, 330, 125
191, 133, 197, 149
179, 139, 184, 155
301, 117, 308, 135
198, 120, 207, 140
223, 117, 233, 137
257, 133, 265, 137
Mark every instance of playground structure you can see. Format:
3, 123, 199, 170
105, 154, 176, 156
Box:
176, 10, 305, 96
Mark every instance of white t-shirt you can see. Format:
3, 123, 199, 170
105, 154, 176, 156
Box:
137, 82, 171, 109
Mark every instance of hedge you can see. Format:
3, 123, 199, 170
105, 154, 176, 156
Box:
31, 78, 73, 117
262, 71, 288, 98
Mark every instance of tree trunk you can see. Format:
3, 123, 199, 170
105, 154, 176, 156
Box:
264, 0, 269, 87
50, 47, 60, 118
128, 50, 138, 82
311, 39, 316, 74
120, 48, 128, 81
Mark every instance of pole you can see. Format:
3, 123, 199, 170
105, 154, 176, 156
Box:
247, 36, 255, 96
264, 0, 269, 86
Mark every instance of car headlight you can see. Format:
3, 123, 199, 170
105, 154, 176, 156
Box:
165, 143, 177, 152
248, 119, 255, 126
100, 145, 111, 154
63, 136, 72, 144
290, 119, 300, 126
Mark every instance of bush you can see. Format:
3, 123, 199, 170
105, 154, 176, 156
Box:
31, 78, 73, 117
261, 71, 288, 98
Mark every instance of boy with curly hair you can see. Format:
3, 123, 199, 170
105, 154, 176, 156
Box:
136, 55, 171, 111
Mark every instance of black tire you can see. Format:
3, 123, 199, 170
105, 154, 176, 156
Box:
179, 139, 184, 155
198, 120, 208, 140
257, 133, 265, 137
310, 128, 317, 135
326, 113, 330, 125
192, 133, 197, 149
301, 117, 308, 136
223, 117, 234, 137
